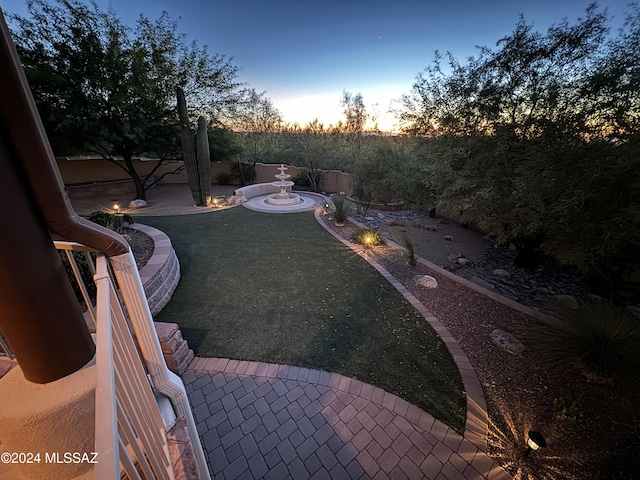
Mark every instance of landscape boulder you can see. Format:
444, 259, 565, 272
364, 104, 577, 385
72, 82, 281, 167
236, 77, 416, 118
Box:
553, 294, 579, 310
447, 252, 461, 263
470, 276, 495, 290
489, 329, 525, 356
129, 199, 147, 209
415, 275, 438, 289
492, 268, 511, 277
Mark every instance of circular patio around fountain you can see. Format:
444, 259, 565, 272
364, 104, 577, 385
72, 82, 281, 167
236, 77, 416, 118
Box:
241, 164, 327, 213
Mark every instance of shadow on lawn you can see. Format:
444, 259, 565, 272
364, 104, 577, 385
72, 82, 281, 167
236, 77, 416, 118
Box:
179, 326, 208, 353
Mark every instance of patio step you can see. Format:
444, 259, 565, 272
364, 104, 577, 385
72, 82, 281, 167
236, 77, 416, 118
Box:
155, 322, 194, 376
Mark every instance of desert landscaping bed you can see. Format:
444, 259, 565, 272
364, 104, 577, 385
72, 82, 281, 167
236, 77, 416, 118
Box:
319, 210, 640, 480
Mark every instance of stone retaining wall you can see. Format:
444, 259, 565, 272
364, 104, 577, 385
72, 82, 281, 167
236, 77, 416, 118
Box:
131, 223, 180, 316
130, 223, 195, 375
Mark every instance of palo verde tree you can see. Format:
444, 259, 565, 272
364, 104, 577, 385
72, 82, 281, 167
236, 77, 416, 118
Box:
227, 89, 283, 185
280, 119, 342, 192
9, 0, 242, 200
397, 4, 640, 292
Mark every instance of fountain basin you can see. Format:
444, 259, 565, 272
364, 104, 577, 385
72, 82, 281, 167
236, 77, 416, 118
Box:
266, 192, 301, 206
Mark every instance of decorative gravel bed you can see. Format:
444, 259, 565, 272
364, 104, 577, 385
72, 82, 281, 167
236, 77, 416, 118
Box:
319, 211, 640, 480
124, 227, 154, 269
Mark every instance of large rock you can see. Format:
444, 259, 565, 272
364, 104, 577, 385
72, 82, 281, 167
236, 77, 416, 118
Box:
470, 276, 495, 290
227, 195, 246, 205
492, 268, 511, 277
554, 294, 579, 310
490, 329, 525, 356
447, 252, 461, 263
129, 199, 148, 209
415, 275, 438, 289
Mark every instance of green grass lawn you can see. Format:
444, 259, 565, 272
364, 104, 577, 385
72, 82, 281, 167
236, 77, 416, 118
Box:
139, 208, 466, 432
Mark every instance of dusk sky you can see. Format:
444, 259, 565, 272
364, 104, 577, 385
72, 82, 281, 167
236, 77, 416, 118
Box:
2, 0, 630, 130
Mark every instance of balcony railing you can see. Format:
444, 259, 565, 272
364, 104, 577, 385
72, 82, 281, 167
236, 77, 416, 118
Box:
0, 331, 15, 363
56, 241, 210, 480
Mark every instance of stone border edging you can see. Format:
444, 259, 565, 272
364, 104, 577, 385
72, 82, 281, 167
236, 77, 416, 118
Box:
314, 212, 489, 452
130, 223, 180, 316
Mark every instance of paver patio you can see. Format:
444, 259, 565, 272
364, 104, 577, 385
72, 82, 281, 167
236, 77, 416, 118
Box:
185, 358, 510, 480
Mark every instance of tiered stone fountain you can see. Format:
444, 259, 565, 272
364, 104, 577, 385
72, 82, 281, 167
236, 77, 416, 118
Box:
266, 164, 301, 206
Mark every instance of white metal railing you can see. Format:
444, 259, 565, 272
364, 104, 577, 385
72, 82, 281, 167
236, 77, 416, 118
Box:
56, 241, 211, 480
94, 254, 173, 480
0, 331, 16, 363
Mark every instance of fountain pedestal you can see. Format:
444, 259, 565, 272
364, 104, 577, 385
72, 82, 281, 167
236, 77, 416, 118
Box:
266, 164, 301, 206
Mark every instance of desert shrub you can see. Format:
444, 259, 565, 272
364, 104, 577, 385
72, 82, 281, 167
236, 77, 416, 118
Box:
332, 194, 349, 223
351, 227, 385, 246
87, 211, 133, 234
396, 229, 417, 266
63, 211, 134, 303
216, 171, 233, 185
292, 172, 310, 187
534, 301, 640, 384
553, 397, 583, 429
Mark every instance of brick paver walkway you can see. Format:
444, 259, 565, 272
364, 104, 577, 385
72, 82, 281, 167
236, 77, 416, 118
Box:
185, 358, 510, 480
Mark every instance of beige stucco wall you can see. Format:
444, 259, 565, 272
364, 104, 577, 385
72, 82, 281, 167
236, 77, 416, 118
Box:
56, 158, 353, 195
56, 158, 233, 185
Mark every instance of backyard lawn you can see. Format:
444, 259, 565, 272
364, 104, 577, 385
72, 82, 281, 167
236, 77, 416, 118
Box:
139, 207, 466, 432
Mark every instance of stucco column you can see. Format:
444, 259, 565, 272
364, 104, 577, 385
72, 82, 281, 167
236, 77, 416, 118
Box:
0, 362, 96, 480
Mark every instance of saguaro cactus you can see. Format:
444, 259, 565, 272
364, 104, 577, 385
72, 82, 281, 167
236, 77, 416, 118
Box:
177, 86, 207, 205
196, 115, 211, 205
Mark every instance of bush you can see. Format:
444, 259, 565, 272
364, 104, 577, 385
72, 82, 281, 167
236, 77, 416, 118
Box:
553, 397, 583, 429
64, 211, 134, 303
216, 171, 233, 185
332, 194, 349, 223
87, 211, 133, 234
396, 229, 417, 266
534, 301, 640, 384
351, 228, 385, 247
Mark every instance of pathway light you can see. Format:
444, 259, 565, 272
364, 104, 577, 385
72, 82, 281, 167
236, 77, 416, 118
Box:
524, 430, 547, 458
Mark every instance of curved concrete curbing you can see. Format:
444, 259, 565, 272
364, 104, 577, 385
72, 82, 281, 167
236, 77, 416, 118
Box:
130, 223, 180, 316
314, 212, 490, 452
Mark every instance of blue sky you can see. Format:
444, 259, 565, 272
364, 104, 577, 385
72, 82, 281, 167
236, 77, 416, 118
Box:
2, 0, 630, 130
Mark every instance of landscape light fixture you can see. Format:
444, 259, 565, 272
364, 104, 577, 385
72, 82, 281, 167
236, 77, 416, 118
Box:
113, 203, 120, 214
524, 430, 547, 458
